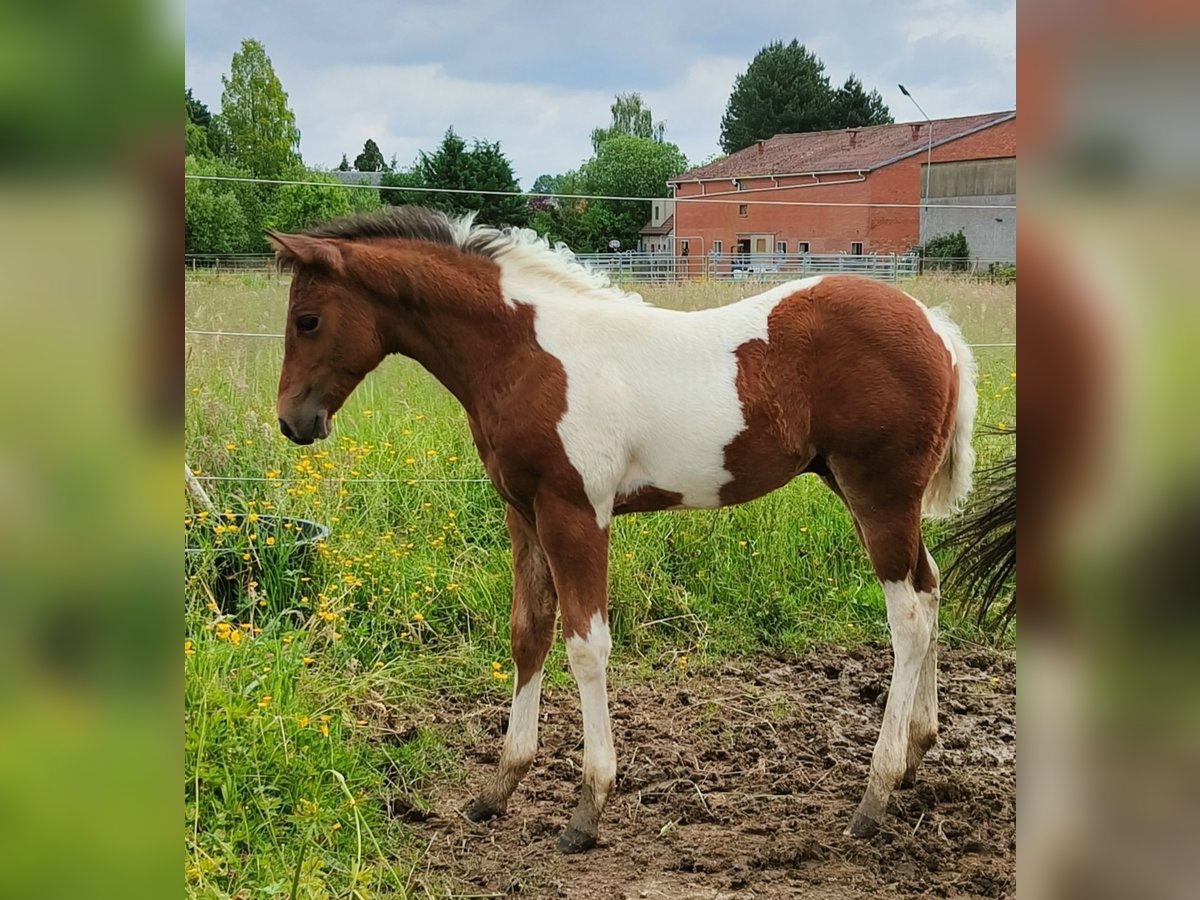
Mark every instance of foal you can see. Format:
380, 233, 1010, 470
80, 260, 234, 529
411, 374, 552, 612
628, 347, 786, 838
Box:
268, 207, 977, 852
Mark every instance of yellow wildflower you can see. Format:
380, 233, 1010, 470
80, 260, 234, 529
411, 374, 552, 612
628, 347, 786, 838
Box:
302, 656, 314, 665
265, 536, 276, 546
184, 640, 195, 657
411, 612, 425, 623
257, 695, 272, 709
297, 715, 310, 728
492, 670, 509, 682
490, 661, 502, 671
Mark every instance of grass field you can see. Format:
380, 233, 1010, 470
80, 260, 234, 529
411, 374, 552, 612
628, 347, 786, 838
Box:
184, 272, 1015, 898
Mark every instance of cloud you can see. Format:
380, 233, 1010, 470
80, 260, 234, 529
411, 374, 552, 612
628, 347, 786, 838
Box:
185, 1, 1015, 187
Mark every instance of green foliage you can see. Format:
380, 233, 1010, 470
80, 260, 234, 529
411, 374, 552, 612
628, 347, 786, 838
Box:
831, 74, 893, 129
185, 88, 211, 127
265, 170, 355, 234
336, 153, 351, 172
185, 119, 212, 158
924, 229, 971, 271
383, 129, 527, 227
220, 38, 302, 177
590, 92, 666, 153
185, 156, 255, 254
354, 138, 386, 173
579, 135, 688, 251
720, 41, 892, 152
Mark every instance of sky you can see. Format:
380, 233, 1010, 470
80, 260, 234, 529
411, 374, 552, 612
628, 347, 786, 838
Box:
184, 0, 1015, 189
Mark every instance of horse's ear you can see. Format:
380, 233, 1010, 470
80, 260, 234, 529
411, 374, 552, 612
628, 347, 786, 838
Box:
265, 230, 345, 275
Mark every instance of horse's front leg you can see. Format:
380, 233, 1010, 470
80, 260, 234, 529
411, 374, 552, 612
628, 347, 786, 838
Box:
534, 492, 614, 853
467, 505, 557, 821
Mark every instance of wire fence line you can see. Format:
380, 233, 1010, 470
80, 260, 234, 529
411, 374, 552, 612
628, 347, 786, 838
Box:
191, 474, 492, 485
183, 328, 1014, 349
185, 173, 1016, 211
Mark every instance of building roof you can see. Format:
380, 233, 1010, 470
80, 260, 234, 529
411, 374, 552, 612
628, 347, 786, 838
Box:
639, 214, 674, 236
670, 111, 1015, 183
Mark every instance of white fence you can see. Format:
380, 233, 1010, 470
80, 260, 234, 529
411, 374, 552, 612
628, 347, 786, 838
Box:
185, 252, 1014, 285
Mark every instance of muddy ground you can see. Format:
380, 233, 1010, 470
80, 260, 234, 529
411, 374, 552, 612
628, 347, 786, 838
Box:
386, 644, 1015, 899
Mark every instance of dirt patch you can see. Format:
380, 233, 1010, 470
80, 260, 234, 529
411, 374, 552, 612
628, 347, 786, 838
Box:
388, 644, 1015, 899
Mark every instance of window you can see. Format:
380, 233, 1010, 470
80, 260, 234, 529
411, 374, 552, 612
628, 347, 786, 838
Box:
775, 241, 787, 254
679, 240, 689, 255
736, 181, 746, 191
654, 204, 660, 220
797, 241, 810, 254
851, 241, 864, 255
738, 204, 748, 217
712, 240, 723, 255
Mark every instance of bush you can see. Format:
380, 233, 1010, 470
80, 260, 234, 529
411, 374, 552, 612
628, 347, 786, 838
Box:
924, 229, 970, 272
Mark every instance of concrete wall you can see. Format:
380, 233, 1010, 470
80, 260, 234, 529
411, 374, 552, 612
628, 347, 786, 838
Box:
923, 195, 1016, 261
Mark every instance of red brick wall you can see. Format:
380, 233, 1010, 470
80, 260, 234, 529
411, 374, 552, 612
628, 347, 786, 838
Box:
673, 117, 1016, 257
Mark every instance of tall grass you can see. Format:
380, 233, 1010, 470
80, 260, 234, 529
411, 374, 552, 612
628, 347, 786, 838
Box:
184, 272, 1015, 897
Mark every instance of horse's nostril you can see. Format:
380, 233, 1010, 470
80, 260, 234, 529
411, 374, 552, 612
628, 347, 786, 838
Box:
278, 417, 296, 440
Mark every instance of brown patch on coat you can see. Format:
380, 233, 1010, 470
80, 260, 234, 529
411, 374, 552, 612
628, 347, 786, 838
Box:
613, 485, 685, 514
721, 276, 959, 583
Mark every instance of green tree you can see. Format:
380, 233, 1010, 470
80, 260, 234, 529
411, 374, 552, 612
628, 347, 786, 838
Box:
590, 92, 666, 152
831, 75, 892, 128
580, 136, 687, 251
384, 129, 526, 227
185, 155, 255, 254
219, 39, 301, 177
336, 153, 351, 172
353, 138, 386, 172
720, 40, 893, 152
185, 88, 211, 128
266, 170, 354, 233
186, 119, 212, 158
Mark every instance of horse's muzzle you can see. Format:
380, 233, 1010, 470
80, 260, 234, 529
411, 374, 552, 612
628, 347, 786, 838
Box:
278, 410, 330, 445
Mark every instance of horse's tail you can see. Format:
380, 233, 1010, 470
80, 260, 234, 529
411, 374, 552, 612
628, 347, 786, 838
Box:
921, 306, 978, 519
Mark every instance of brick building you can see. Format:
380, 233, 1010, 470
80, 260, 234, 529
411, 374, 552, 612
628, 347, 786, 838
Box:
667, 111, 1015, 263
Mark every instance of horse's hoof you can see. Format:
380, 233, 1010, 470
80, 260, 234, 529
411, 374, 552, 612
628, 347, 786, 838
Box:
557, 826, 598, 854
844, 811, 880, 838
899, 770, 918, 790
464, 799, 501, 823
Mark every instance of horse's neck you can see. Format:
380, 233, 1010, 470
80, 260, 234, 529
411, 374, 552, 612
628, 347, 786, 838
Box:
377, 260, 517, 415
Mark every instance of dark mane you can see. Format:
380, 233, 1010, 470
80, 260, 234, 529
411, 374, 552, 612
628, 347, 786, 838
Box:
302, 206, 465, 250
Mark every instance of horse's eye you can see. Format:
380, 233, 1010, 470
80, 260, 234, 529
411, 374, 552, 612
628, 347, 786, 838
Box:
296, 315, 320, 334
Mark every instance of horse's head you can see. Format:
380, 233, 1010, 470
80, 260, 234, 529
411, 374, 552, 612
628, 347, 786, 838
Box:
266, 231, 387, 445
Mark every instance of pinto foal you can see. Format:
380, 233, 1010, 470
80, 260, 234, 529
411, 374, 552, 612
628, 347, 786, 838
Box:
268, 207, 977, 852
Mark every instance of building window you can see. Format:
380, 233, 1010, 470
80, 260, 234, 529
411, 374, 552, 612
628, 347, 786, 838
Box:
775, 241, 787, 254
654, 204, 660, 220
680, 240, 689, 254
738, 204, 748, 217
736, 181, 746, 191
797, 241, 810, 254
712, 240, 723, 255
850, 241, 864, 255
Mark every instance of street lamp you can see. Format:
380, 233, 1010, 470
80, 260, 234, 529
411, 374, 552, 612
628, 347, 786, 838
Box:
898, 84, 933, 253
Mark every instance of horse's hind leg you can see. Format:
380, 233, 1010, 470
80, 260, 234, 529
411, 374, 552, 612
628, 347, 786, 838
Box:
903, 545, 940, 788
830, 462, 937, 837
466, 505, 557, 821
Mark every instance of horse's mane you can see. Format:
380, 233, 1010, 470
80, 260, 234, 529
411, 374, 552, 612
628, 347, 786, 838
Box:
304, 206, 645, 306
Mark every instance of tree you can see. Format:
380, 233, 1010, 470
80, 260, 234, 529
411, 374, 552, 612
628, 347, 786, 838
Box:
336, 154, 351, 172
185, 156, 255, 254
186, 118, 212, 158
831, 75, 892, 129
719, 41, 891, 152
185, 88, 211, 128
219, 38, 301, 178
579, 136, 688, 251
354, 138, 386, 172
590, 93, 666, 152
266, 170, 354, 234
384, 129, 527, 227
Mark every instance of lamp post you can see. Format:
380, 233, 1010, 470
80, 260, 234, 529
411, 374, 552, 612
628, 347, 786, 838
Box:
898, 84, 933, 253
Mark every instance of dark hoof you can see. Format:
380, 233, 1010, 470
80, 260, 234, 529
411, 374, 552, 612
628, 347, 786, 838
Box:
899, 770, 918, 790
464, 799, 502, 823
845, 811, 880, 838
557, 826, 598, 854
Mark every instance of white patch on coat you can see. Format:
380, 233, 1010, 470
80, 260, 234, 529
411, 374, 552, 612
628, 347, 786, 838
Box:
871, 579, 936, 781
498, 259, 824, 527
564, 612, 615, 801
502, 670, 543, 768
903, 291, 979, 518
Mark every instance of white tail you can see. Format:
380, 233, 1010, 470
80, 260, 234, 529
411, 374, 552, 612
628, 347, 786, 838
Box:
920, 306, 978, 518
